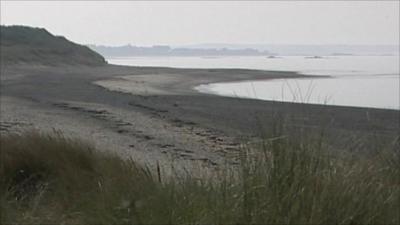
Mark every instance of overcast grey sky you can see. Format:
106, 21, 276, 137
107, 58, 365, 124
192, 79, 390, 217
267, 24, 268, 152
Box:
1, 1, 399, 46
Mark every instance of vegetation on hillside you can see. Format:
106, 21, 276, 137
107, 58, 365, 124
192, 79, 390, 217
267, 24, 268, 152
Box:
1, 128, 398, 224
0, 25, 106, 66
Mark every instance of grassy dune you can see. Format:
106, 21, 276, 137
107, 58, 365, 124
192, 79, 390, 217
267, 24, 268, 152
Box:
1, 128, 399, 224
1, 25, 106, 66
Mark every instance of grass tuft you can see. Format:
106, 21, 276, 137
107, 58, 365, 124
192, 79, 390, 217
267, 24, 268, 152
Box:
1, 130, 399, 224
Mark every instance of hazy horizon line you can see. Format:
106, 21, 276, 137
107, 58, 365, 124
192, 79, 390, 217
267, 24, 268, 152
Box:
88, 43, 400, 47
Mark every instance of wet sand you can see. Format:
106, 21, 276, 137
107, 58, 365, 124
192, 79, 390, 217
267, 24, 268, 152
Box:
1, 64, 399, 167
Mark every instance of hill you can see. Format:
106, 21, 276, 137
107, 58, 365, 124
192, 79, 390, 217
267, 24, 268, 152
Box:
0, 25, 107, 66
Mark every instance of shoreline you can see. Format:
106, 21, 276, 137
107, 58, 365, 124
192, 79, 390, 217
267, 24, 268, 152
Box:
1, 64, 399, 167
93, 71, 399, 111
93, 65, 310, 96
194, 78, 400, 111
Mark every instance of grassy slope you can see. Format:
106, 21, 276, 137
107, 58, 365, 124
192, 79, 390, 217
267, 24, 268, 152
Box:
0, 25, 106, 66
1, 128, 399, 225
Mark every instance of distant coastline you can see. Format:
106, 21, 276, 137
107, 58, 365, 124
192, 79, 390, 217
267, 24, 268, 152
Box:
88, 43, 399, 57
88, 44, 270, 57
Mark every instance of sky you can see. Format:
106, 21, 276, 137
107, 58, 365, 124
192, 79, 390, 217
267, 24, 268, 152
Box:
1, 1, 399, 46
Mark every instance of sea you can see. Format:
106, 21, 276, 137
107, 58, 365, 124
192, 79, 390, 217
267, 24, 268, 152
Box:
108, 56, 399, 110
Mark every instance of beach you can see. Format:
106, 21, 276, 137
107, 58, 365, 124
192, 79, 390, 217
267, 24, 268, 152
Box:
1, 64, 399, 167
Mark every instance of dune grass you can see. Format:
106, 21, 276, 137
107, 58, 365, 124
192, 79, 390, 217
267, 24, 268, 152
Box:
1, 127, 399, 224
1, 25, 107, 66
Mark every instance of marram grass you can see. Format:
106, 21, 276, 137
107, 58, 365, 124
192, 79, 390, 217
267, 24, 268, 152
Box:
1, 130, 399, 224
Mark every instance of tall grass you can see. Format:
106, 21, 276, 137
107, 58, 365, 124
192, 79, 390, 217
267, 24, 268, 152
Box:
1, 128, 399, 224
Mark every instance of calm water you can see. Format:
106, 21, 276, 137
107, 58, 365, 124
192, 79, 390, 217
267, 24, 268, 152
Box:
108, 56, 399, 109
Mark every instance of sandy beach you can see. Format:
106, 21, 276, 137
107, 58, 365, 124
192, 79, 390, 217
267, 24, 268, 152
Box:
1, 64, 399, 167
2, 3, 399, 223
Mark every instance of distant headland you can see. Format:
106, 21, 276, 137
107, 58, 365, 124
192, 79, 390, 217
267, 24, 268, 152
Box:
88, 43, 399, 57
88, 44, 270, 57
